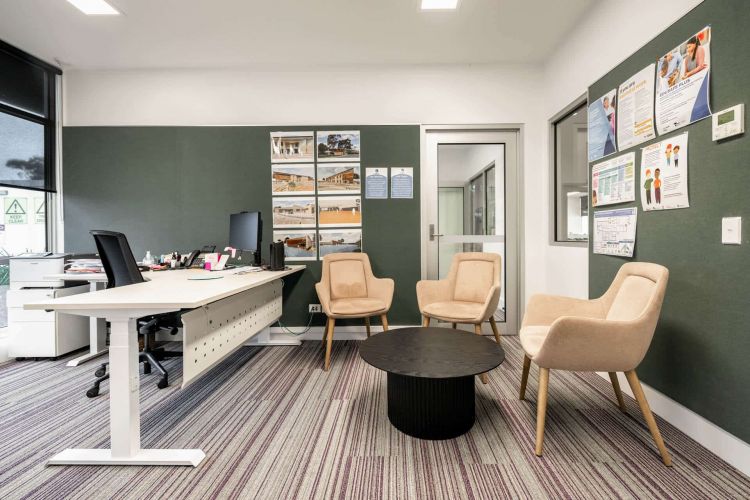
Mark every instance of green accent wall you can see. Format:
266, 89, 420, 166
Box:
588, 0, 750, 443
62, 125, 421, 327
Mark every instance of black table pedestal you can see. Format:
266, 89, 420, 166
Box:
387, 372, 475, 440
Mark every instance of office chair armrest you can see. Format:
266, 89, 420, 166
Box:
522, 293, 605, 328
416, 279, 452, 312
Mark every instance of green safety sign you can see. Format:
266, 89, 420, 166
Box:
34, 198, 45, 224
4, 197, 27, 224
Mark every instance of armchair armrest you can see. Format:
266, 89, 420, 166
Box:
416, 279, 452, 312
477, 285, 501, 322
315, 282, 332, 316
368, 277, 395, 311
522, 293, 606, 328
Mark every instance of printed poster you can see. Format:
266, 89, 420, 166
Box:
365, 167, 388, 199
655, 26, 712, 134
617, 65, 656, 150
593, 207, 637, 258
4, 197, 27, 224
588, 89, 617, 162
390, 167, 413, 199
640, 133, 689, 211
592, 152, 636, 208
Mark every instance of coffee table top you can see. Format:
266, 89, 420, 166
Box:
359, 327, 505, 379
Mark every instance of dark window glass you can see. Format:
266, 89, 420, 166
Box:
0, 112, 45, 190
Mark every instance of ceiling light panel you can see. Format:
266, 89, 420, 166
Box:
66, 0, 120, 15
421, 0, 459, 10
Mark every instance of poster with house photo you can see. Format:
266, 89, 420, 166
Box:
316, 131, 360, 162
270, 131, 315, 163
272, 164, 315, 195
318, 229, 362, 257
273, 230, 318, 261
317, 196, 361, 227
317, 164, 360, 194
272, 197, 317, 228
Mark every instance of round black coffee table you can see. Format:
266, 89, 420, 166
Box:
359, 327, 505, 440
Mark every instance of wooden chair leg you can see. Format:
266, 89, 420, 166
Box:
322, 317, 329, 348
519, 354, 531, 400
473, 324, 489, 384
624, 370, 672, 466
535, 367, 550, 456
380, 314, 389, 332
451, 322, 457, 329
324, 318, 335, 371
489, 317, 502, 344
609, 372, 627, 412
422, 315, 430, 327
365, 317, 371, 338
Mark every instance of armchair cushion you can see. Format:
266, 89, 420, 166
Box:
606, 275, 655, 321
454, 260, 495, 303
422, 301, 485, 322
330, 298, 387, 316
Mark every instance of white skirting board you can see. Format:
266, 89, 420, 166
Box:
600, 372, 750, 477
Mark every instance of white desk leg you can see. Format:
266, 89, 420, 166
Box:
49, 317, 205, 466
66, 282, 109, 367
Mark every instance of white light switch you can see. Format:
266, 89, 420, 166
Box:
722, 217, 742, 245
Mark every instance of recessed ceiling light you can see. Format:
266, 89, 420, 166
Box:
66, 0, 120, 15
421, 0, 459, 11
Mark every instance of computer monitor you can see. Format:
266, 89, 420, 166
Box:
229, 211, 262, 266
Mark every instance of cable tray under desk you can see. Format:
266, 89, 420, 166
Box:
180, 279, 283, 388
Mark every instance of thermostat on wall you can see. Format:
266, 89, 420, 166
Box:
712, 104, 744, 141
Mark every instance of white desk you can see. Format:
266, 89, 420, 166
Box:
26, 265, 305, 467
45, 273, 109, 367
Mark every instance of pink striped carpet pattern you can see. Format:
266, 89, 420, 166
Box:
0, 336, 749, 499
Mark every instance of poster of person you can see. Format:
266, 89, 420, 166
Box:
640, 132, 689, 211
272, 197, 316, 228
588, 89, 618, 161
318, 229, 362, 257
270, 131, 315, 163
318, 196, 361, 227
316, 131, 360, 161
272, 230, 318, 261
655, 26, 711, 135
317, 164, 361, 194
617, 64, 656, 150
271, 165, 315, 195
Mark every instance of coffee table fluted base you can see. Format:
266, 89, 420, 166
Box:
387, 372, 475, 440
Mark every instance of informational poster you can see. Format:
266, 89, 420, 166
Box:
617, 65, 656, 150
655, 26, 712, 134
34, 198, 45, 224
390, 167, 413, 199
365, 167, 388, 199
4, 197, 27, 224
588, 89, 618, 161
591, 152, 636, 208
593, 207, 637, 257
640, 132, 689, 211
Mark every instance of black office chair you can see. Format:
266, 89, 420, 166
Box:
86, 230, 182, 398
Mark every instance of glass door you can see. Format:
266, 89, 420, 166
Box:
423, 129, 519, 334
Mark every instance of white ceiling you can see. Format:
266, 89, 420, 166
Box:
0, 0, 596, 70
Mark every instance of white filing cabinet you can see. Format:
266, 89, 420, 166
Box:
7, 255, 90, 359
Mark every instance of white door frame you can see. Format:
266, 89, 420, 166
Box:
420, 124, 525, 334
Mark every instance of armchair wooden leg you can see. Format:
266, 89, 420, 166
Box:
365, 317, 371, 338
322, 317, 330, 348
422, 315, 431, 327
451, 322, 457, 329
519, 354, 531, 400
324, 318, 335, 371
489, 317, 502, 344
473, 324, 489, 384
380, 314, 389, 331
609, 372, 627, 412
535, 367, 550, 456
624, 370, 672, 466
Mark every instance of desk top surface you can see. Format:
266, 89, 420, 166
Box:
26, 265, 305, 311
358, 327, 505, 379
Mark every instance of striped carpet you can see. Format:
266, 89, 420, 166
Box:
0, 335, 748, 499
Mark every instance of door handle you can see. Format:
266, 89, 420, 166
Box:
429, 224, 444, 241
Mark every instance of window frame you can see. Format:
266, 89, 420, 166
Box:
549, 94, 588, 247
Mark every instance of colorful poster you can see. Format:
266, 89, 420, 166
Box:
270, 131, 315, 163
272, 197, 317, 228
317, 164, 361, 194
273, 230, 317, 261
640, 133, 689, 211
365, 167, 388, 199
316, 131, 361, 162
390, 167, 413, 199
591, 152, 636, 208
318, 196, 361, 227
318, 229, 362, 258
593, 207, 637, 257
655, 26, 712, 134
588, 89, 617, 161
617, 65, 656, 150
271, 164, 315, 195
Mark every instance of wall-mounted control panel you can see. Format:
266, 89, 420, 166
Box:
712, 104, 744, 141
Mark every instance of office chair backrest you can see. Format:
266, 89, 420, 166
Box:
91, 230, 145, 288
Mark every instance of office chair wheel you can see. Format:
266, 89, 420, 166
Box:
143, 361, 151, 374
86, 387, 99, 398
94, 366, 107, 377
157, 377, 169, 389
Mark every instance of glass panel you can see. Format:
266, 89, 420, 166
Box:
0, 49, 47, 117
0, 112, 45, 190
554, 104, 588, 241
437, 144, 505, 321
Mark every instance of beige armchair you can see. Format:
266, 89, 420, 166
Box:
520, 262, 671, 465
416, 252, 502, 384
315, 253, 394, 371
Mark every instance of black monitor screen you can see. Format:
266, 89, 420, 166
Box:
229, 211, 261, 252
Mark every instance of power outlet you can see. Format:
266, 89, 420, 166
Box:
308, 304, 322, 313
